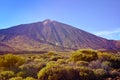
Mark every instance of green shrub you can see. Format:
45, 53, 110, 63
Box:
19, 60, 46, 78
75, 66, 95, 80
76, 61, 89, 66
46, 61, 57, 67
98, 52, 113, 61
98, 52, 120, 68
94, 68, 107, 80
24, 77, 36, 80
97, 52, 120, 61
0, 71, 15, 80
37, 65, 80, 80
102, 61, 111, 70
0, 54, 26, 68
47, 52, 57, 56
19, 64, 39, 78
49, 56, 62, 61
16, 71, 25, 77
9, 77, 23, 80
57, 59, 66, 64
71, 49, 98, 62
110, 54, 120, 68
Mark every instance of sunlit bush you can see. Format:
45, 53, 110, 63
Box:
71, 49, 98, 62
94, 68, 107, 80
98, 52, 113, 61
9, 77, 23, 80
24, 77, 36, 80
49, 56, 62, 61
37, 65, 80, 80
47, 51, 57, 56
57, 59, 66, 64
76, 61, 89, 66
16, 71, 25, 77
0, 71, 15, 80
0, 54, 26, 68
98, 52, 120, 68
19, 64, 39, 78
0, 50, 119, 80
75, 66, 95, 80
102, 61, 111, 70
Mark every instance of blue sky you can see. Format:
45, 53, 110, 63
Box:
0, 0, 120, 40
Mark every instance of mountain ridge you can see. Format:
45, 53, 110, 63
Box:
0, 19, 119, 52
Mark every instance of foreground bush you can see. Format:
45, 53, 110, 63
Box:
75, 66, 95, 80
71, 49, 98, 62
24, 77, 36, 80
98, 52, 120, 68
94, 68, 107, 80
9, 77, 36, 80
19, 63, 39, 78
0, 50, 119, 80
89, 60, 102, 69
0, 54, 26, 69
0, 71, 15, 80
76, 61, 89, 66
37, 65, 80, 80
102, 61, 111, 70
9, 77, 23, 80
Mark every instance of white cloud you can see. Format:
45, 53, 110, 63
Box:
95, 28, 120, 36
94, 28, 120, 40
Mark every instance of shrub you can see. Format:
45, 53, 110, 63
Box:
0, 71, 15, 80
0, 54, 26, 68
98, 52, 117, 61
9, 77, 23, 80
37, 65, 80, 80
19, 64, 39, 78
47, 51, 57, 56
57, 59, 66, 64
16, 71, 25, 77
19, 60, 46, 78
98, 52, 120, 68
24, 77, 36, 80
76, 61, 89, 66
71, 49, 98, 62
110, 54, 120, 68
49, 56, 62, 61
102, 61, 111, 71
46, 61, 57, 67
89, 60, 102, 69
75, 66, 95, 80
94, 68, 107, 80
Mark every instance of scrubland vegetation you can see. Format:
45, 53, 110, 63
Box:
0, 49, 120, 80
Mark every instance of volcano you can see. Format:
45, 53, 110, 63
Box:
0, 19, 119, 53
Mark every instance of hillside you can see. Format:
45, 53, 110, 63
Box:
0, 19, 119, 52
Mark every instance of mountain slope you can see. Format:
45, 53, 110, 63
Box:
0, 19, 119, 52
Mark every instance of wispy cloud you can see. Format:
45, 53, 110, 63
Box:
95, 28, 120, 36
94, 28, 120, 40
